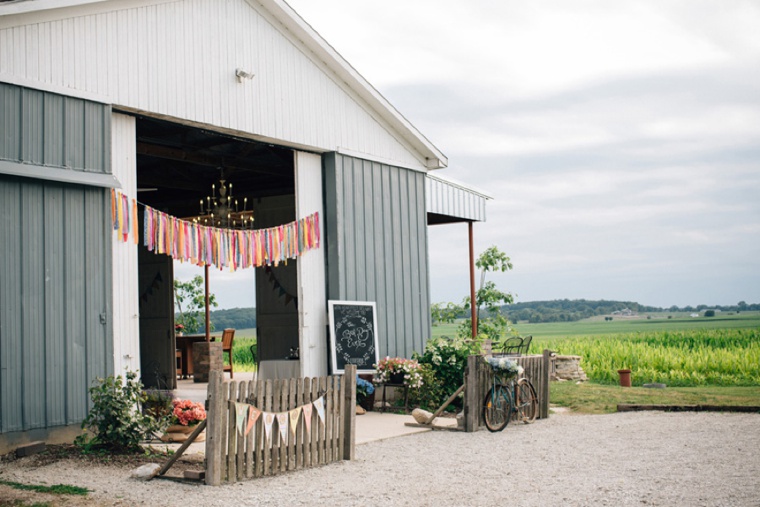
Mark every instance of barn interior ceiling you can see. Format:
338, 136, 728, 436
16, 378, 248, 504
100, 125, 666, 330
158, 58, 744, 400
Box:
134, 115, 295, 219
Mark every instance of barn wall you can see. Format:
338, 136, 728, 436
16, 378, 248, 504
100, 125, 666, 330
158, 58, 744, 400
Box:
111, 112, 140, 376
324, 153, 431, 362
0, 84, 113, 452
295, 150, 327, 377
0, 0, 428, 171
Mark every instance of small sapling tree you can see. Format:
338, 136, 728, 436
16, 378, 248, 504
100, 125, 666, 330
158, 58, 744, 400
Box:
174, 275, 218, 333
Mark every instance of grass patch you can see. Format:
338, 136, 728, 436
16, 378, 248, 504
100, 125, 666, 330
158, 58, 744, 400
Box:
550, 382, 760, 414
0, 480, 89, 496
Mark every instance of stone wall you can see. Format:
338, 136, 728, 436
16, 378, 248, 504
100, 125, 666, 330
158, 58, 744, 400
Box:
552, 355, 588, 382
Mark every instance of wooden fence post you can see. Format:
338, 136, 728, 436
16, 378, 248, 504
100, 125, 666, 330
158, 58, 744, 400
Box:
541, 349, 552, 419
464, 355, 480, 432
205, 370, 224, 486
342, 364, 356, 460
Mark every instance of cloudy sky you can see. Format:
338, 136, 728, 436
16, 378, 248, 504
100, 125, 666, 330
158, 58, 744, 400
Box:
178, 1, 760, 309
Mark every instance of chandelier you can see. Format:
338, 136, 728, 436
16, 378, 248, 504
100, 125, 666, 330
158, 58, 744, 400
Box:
191, 170, 254, 229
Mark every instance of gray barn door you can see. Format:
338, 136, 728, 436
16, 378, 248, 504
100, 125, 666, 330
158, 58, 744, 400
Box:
255, 195, 299, 361
138, 245, 176, 389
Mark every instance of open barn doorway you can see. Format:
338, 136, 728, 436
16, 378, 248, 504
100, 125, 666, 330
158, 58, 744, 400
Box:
133, 115, 298, 388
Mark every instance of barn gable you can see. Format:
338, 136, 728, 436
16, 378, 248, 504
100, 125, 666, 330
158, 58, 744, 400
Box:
0, 0, 447, 171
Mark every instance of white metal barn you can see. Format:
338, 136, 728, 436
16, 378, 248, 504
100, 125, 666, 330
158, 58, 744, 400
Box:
0, 0, 488, 451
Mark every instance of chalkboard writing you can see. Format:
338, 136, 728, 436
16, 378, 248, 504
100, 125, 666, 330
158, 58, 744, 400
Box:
328, 301, 379, 374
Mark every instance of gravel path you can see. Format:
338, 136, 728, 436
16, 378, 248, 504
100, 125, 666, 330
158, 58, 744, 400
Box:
2, 411, 759, 506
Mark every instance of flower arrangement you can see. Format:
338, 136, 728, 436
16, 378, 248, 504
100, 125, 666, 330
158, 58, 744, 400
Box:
171, 399, 206, 426
174, 323, 185, 335
486, 356, 524, 378
356, 375, 375, 400
374, 357, 424, 388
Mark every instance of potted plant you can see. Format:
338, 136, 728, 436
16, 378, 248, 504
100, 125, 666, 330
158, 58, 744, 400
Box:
374, 357, 424, 388
174, 323, 185, 336
161, 399, 207, 443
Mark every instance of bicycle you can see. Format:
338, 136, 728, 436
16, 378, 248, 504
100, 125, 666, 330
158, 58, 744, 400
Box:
483, 357, 538, 432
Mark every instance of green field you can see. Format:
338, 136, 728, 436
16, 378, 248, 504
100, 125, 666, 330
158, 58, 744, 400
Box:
431, 312, 760, 388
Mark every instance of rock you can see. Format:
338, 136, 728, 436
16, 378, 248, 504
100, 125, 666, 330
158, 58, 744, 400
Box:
356, 405, 366, 415
456, 411, 464, 429
131, 463, 161, 480
412, 408, 433, 424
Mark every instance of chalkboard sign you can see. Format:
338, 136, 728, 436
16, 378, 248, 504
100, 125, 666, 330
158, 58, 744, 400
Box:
328, 300, 379, 374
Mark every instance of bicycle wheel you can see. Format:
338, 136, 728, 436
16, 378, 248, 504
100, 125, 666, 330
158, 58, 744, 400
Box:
483, 385, 512, 432
515, 378, 538, 423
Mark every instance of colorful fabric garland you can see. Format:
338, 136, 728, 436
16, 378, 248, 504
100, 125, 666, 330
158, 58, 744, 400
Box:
111, 189, 139, 245
110, 190, 320, 269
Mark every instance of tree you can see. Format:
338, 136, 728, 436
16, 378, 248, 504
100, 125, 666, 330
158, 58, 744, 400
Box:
174, 275, 218, 333
462, 246, 515, 339
428, 246, 516, 341
430, 302, 463, 327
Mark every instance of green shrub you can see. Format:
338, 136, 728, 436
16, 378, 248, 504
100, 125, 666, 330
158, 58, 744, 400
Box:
407, 363, 446, 411
76, 371, 166, 453
414, 336, 480, 407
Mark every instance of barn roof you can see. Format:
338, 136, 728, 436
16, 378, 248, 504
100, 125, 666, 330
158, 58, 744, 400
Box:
0, 0, 447, 169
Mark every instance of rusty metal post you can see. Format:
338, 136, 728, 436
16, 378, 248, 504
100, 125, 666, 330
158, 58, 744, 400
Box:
468, 222, 477, 338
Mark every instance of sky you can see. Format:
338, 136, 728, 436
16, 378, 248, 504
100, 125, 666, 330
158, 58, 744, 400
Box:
177, 0, 760, 310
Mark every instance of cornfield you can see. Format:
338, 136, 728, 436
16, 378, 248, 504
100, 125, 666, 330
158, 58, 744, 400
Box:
538, 328, 760, 386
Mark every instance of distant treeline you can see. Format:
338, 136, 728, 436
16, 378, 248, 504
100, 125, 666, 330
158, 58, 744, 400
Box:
176, 307, 256, 331
503, 299, 759, 324
186, 300, 759, 329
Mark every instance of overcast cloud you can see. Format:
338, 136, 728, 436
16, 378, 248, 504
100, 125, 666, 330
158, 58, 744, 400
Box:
178, 1, 760, 309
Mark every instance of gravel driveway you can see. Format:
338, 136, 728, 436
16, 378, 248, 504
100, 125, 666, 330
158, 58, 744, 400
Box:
2, 411, 758, 506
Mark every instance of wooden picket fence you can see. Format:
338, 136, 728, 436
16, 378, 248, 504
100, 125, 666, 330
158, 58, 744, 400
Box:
463, 350, 552, 432
204, 365, 357, 485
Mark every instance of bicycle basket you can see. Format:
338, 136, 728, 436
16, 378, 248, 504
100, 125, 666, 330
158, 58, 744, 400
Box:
486, 356, 523, 378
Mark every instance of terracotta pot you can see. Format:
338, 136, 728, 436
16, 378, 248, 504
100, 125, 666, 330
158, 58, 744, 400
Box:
617, 369, 632, 388
161, 423, 205, 443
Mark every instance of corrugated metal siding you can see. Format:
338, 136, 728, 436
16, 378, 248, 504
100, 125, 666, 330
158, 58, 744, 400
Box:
0, 82, 111, 174
0, 176, 113, 435
426, 173, 489, 222
0, 0, 428, 170
324, 153, 430, 360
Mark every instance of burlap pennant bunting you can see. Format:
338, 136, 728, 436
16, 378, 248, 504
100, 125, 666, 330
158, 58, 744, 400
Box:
263, 412, 275, 442
276, 412, 289, 444
246, 406, 261, 436
235, 402, 248, 436
313, 396, 325, 424
289, 408, 301, 438
302, 402, 313, 434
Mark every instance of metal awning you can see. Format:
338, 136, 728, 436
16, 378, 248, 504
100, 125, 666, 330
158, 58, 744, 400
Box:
426, 172, 492, 224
